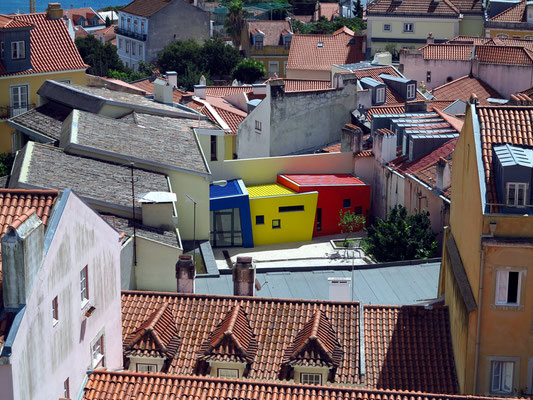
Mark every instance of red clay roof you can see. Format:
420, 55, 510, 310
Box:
490, 0, 527, 21
0, 14, 33, 29
120, 0, 173, 17
0, 13, 87, 76
432, 76, 502, 104
129, 78, 192, 102
367, 0, 460, 16
448, 0, 483, 13
420, 44, 474, 60
446, 35, 533, 50
319, 2, 340, 20
477, 105, 533, 210
281, 174, 366, 186
367, 101, 456, 119
82, 370, 522, 400
121, 291, 459, 392
287, 29, 362, 71
206, 86, 252, 97
263, 78, 332, 92
63, 7, 103, 25
419, 43, 533, 65
247, 20, 292, 46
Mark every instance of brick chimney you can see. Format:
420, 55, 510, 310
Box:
176, 254, 196, 293
232, 256, 255, 296
373, 128, 396, 164
46, 3, 63, 19
167, 71, 177, 89
341, 124, 363, 153
435, 157, 451, 192
194, 84, 206, 99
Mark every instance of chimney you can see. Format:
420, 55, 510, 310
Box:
194, 84, 206, 100
426, 32, 434, 44
436, 157, 451, 192
2, 213, 45, 309
46, 3, 63, 19
232, 256, 255, 296
153, 78, 173, 105
176, 254, 196, 293
269, 78, 285, 98
252, 83, 267, 96
341, 124, 363, 153
166, 71, 177, 89
373, 128, 397, 164
139, 192, 177, 230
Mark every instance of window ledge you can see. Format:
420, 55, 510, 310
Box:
491, 304, 524, 311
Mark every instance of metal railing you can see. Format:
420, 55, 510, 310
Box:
0, 104, 36, 120
115, 27, 147, 41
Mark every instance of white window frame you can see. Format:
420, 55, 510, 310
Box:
376, 87, 385, 103
136, 363, 158, 373
403, 22, 414, 33
496, 33, 509, 39
10, 84, 29, 117
301, 373, 322, 385
495, 269, 523, 306
268, 61, 279, 78
506, 182, 528, 207
490, 359, 515, 394
383, 23, 391, 31
141, 20, 145, 33
254, 36, 264, 50
255, 120, 262, 132
80, 265, 89, 307
91, 331, 105, 368
217, 368, 239, 378
11, 40, 25, 59
406, 83, 415, 99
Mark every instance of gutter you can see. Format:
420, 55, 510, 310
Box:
7, 120, 57, 144
0, 306, 26, 360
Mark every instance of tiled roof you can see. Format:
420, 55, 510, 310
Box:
205, 86, 252, 97
247, 20, 292, 46
247, 184, 296, 197
448, 0, 483, 13
0, 14, 33, 29
367, 101, 456, 119
432, 76, 502, 104
419, 43, 533, 65
102, 214, 178, 247
120, 291, 459, 391
490, 0, 526, 21
0, 13, 87, 76
367, 0, 460, 16
447, 36, 533, 51
82, 370, 524, 400
121, 0, 173, 17
445, 36, 492, 45
285, 79, 331, 92
205, 96, 247, 134
63, 7, 104, 24
476, 106, 533, 209
281, 174, 365, 186
287, 28, 362, 71
129, 77, 193, 102
319, 2, 340, 20
420, 44, 473, 60
321, 141, 341, 152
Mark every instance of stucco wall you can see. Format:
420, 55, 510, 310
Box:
286, 69, 331, 80
237, 94, 271, 159
459, 15, 484, 36
475, 62, 533, 98
6, 191, 122, 400
145, 0, 209, 62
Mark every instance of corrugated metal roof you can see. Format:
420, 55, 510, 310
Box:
247, 184, 296, 198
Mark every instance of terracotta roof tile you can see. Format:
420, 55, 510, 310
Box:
129, 77, 193, 102
367, 100, 456, 119
246, 20, 292, 46
432, 75, 502, 104
206, 86, 252, 97
63, 7, 104, 25
82, 370, 522, 400
0, 14, 33, 29
367, 0, 460, 16
447, 36, 533, 50
419, 43, 533, 65
321, 141, 341, 152
121, 291, 459, 391
490, 0, 527, 22
120, 0, 173, 17
319, 2, 340, 20
420, 44, 474, 60
287, 29, 363, 71
0, 13, 87, 76
284, 79, 331, 92
448, 0, 483, 13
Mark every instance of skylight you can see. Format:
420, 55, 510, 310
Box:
318, 42, 323, 47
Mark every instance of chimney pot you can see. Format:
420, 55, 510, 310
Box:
435, 157, 451, 192
233, 257, 255, 296
46, 3, 63, 19
176, 254, 196, 293
166, 71, 177, 89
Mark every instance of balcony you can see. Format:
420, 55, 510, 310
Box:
0, 104, 36, 120
115, 27, 147, 41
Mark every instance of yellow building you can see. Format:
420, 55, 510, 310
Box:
247, 183, 318, 246
486, 0, 533, 39
439, 98, 533, 396
0, 4, 87, 153
241, 20, 292, 78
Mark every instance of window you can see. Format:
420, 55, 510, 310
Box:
513, 35, 521, 39
134, 19, 138, 32
526, 35, 533, 40
255, 37, 263, 50
255, 120, 262, 132
137, 363, 158, 373
210, 135, 217, 161
10, 85, 28, 116
495, 270, 522, 305
496, 33, 509, 39
284, 61, 287, 76
343, 199, 351, 208
218, 368, 239, 378
506, 182, 528, 207
317, 41, 323, 47
118, 38, 123, 49
11, 41, 25, 59
127, 18, 131, 31
354, 206, 362, 215
426, 71, 431, 83
376, 87, 385, 103
121, 16, 124, 28
132, 42, 136, 55
126, 40, 130, 54
91, 332, 105, 368
491, 360, 514, 393
383, 23, 391, 31
64, 378, 70, 398
284, 36, 292, 49
316, 208, 322, 232
52, 296, 59, 325
141, 21, 145, 33
80, 265, 89, 306
0, 41, 4, 59
256, 215, 264, 225
403, 23, 414, 33
301, 373, 322, 385
268, 61, 279, 78
406, 83, 415, 99
272, 219, 281, 229
139, 44, 143, 55
279, 205, 304, 212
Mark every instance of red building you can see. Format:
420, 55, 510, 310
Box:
277, 174, 371, 237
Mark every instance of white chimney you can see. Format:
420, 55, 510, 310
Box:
138, 192, 177, 230
252, 84, 267, 96
328, 278, 352, 302
194, 84, 206, 100
373, 128, 397, 163
176, 254, 196, 293
436, 157, 451, 192
167, 71, 177, 88
153, 78, 173, 104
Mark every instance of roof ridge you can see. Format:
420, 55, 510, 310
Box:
441, 0, 461, 14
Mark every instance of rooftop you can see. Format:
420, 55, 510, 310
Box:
366, 0, 460, 16
432, 75, 503, 104
247, 183, 296, 198
63, 7, 103, 24
209, 179, 244, 199
0, 13, 87, 76
120, 291, 458, 392
319, 2, 340, 20
102, 215, 178, 247
247, 20, 292, 46
129, 77, 193, 102
418, 44, 533, 65
120, 0, 173, 17
280, 174, 366, 186
287, 28, 363, 72
9, 142, 169, 213
490, 0, 528, 22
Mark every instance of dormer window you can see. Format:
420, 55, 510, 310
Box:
301, 373, 322, 384
255, 36, 263, 50
506, 182, 527, 207
284, 35, 292, 50
376, 87, 385, 103
11, 41, 25, 59
406, 83, 415, 100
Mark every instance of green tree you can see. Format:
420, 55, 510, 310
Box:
353, 0, 363, 18
108, 68, 147, 82
201, 39, 242, 79
294, 16, 366, 34
0, 153, 15, 177
75, 36, 123, 76
232, 58, 266, 83
224, 0, 248, 47
361, 205, 438, 262
338, 209, 366, 244
105, 16, 112, 27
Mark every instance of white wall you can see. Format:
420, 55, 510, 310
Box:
237, 95, 271, 159
476, 62, 533, 98
6, 191, 123, 400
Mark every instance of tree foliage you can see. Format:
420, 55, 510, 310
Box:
224, 0, 248, 47
232, 58, 266, 83
0, 153, 15, 177
108, 68, 147, 82
157, 39, 242, 89
338, 209, 366, 242
353, 0, 363, 18
293, 16, 366, 34
75, 36, 123, 77
361, 205, 438, 262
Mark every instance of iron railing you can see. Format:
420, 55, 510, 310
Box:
0, 104, 36, 120
115, 27, 147, 41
